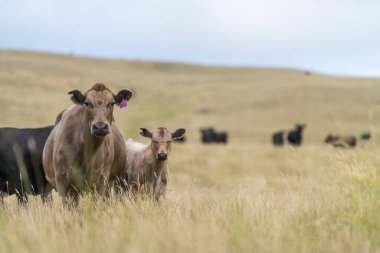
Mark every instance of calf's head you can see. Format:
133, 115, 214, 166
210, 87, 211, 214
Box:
140, 127, 186, 161
68, 83, 132, 138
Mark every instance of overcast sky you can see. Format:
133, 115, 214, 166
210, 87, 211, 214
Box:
1, 0, 380, 76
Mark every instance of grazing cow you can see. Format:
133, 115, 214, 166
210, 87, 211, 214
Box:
0, 126, 54, 203
43, 83, 133, 206
272, 130, 285, 146
287, 124, 306, 146
125, 127, 186, 201
201, 128, 214, 143
200, 127, 228, 144
361, 132, 371, 141
324, 134, 356, 148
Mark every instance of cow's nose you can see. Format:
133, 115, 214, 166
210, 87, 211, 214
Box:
93, 122, 108, 131
157, 153, 168, 161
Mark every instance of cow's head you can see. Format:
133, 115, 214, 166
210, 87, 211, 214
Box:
140, 127, 186, 161
295, 124, 306, 131
68, 83, 132, 138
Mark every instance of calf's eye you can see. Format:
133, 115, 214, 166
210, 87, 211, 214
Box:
84, 101, 92, 107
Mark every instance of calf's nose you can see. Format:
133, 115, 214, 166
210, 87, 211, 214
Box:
157, 153, 168, 161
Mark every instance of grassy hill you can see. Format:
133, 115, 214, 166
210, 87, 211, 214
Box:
1, 50, 380, 143
0, 50, 380, 253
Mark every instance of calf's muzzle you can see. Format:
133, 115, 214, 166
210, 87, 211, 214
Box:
157, 152, 168, 161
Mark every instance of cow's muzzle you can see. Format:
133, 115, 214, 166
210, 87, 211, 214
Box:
91, 122, 110, 137
157, 153, 168, 161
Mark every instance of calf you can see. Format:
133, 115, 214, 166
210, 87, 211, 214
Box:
0, 126, 54, 203
324, 134, 356, 148
43, 83, 133, 206
125, 127, 186, 201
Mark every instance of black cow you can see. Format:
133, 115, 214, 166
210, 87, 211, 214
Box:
272, 131, 285, 146
200, 128, 228, 144
0, 126, 54, 203
287, 124, 306, 146
361, 132, 371, 140
201, 128, 214, 143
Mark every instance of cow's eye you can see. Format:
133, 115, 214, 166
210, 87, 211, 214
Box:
84, 101, 92, 107
108, 101, 116, 107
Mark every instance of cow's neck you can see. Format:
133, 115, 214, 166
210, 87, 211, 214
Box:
84, 130, 106, 153
154, 159, 167, 176
145, 148, 167, 176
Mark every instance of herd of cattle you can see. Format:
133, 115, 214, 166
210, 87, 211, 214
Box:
0, 83, 373, 205
272, 124, 371, 148
0, 83, 185, 205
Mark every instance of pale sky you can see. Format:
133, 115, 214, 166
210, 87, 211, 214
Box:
1, 0, 380, 76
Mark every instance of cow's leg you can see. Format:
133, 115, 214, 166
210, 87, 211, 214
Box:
153, 171, 163, 201
17, 193, 28, 205
67, 185, 79, 207
41, 183, 54, 203
55, 170, 70, 206
157, 170, 169, 202
0, 192, 4, 204
96, 171, 110, 200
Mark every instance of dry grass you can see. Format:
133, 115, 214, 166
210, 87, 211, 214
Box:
0, 50, 380, 252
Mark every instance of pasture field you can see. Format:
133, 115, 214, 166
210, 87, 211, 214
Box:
1, 50, 380, 252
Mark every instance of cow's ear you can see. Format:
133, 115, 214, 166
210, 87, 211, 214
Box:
140, 128, 153, 139
172, 128, 186, 140
114, 89, 133, 104
68, 90, 86, 104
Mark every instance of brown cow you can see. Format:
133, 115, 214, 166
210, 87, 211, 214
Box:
43, 83, 132, 206
125, 127, 186, 201
324, 134, 356, 148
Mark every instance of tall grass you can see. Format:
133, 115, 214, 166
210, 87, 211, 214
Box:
0, 51, 379, 252
0, 143, 378, 253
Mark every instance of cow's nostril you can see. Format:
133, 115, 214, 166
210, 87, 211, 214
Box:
93, 122, 108, 130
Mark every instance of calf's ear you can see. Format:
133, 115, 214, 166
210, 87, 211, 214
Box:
140, 128, 153, 138
114, 89, 133, 104
68, 90, 86, 104
172, 128, 186, 140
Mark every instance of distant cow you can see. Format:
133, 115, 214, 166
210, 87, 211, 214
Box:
0, 126, 54, 204
287, 124, 306, 146
125, 127, 186, 201
272, 130, 285, 146
361, 132, 371, 140
324, 134, 356, 148
43, 83, 133, 206
200, 127, 228, 144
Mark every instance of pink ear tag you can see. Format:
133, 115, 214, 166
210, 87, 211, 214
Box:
119, 99, 127, 109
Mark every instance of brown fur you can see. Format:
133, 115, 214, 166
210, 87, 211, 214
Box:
43, 83, 133, 206
324, 134, 356, 148
125, 127, 185, 201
